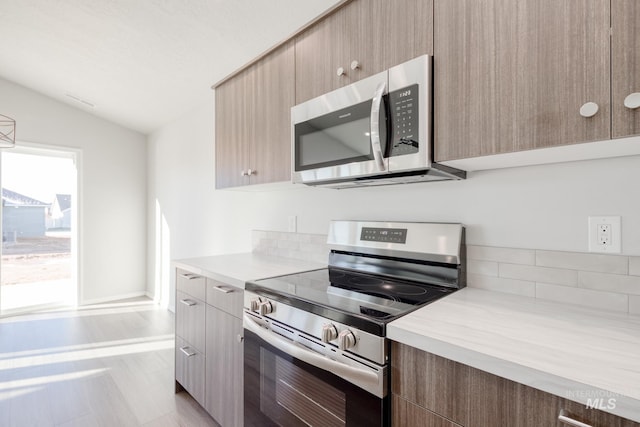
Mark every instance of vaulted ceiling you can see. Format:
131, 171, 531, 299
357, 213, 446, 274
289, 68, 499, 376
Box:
0, 0, 341, 134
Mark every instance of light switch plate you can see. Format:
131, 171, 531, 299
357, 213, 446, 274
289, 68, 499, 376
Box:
588, 216, 621, 253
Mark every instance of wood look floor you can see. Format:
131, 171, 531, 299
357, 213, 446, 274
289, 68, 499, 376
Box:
0, 298, 219, 427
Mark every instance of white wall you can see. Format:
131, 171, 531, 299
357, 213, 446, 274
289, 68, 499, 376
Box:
148, 98, 640, 307
0, 77, 147, 304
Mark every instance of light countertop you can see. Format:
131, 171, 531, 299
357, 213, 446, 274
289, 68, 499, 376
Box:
172, 252, 325, 289
387, 287, 640, 422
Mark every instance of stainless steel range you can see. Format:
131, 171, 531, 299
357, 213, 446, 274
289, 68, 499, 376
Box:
243, 220, 465, 427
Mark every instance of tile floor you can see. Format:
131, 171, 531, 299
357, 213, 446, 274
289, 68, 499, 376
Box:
0, 298, 218, 426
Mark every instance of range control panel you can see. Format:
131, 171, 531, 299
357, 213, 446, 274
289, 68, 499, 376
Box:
360, 227, 408, 244
388, 84, 419, 157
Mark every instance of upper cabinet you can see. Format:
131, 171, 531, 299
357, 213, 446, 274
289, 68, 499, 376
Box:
294, 0, 433, 104
612, 0, 640, 138
215, 41, 294, 189
433, 0, 611, 161
215, 0, 640, 187
215, 67, 252, 189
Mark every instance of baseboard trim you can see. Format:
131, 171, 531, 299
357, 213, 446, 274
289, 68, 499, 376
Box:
80, 291, 149, 306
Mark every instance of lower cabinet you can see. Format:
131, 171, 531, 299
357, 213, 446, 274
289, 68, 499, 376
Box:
205, 305, 243, 427
175, 336, 205, 406
392, 395, 463, 427
391, 342, 640, 427
175, 269, 244, 427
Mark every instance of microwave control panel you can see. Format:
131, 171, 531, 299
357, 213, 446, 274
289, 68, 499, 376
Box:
388, 84, 419, 157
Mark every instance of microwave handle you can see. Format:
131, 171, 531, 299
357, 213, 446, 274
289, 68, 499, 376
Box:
370, 82, 387, 172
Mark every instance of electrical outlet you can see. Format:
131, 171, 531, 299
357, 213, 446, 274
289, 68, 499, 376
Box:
588, 216, 621, 253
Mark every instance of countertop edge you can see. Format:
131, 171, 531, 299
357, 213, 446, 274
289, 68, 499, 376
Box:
172, 259, 246, 289
172, 253, 326, 290
387, 325, 640, 423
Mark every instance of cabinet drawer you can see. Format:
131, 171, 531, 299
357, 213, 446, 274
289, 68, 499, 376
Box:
175, 336, 205, 406
176, 291, 206, 352
206, 278, 243, 318
391, 342, 470, 426
176, 268, 206, 301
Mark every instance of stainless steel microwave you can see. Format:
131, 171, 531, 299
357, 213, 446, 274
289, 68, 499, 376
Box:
291, 55, 465, 188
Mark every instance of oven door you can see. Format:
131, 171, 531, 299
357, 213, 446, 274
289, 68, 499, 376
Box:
244, 313, 389, 427
291, 71, 390, 185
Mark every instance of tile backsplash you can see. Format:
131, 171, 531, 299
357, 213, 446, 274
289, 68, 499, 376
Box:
467, 246, 640, 315
252, 230, 640, 315
252, 230, 329, 265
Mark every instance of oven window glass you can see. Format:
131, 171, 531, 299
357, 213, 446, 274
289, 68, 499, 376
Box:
294, 99, 387, 171
261, 350, 346, 426
244, 329, 387, 427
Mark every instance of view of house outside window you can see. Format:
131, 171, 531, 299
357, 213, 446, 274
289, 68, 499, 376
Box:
1, 150, 76, 313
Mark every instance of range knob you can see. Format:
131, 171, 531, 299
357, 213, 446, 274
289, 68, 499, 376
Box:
321, 324, 338, 343
338, 329, 356, 351
258, 301, 273, 316
249, 298, 261, 312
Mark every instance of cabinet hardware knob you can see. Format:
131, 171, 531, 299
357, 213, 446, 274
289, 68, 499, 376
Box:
247, 169, 255, 176
579, 102, 599, 118
212, 285, 233, 294
179, 273, 199, 280
336, 66, 345, 77
241, 170, 248, 176
180, 299, 196, 307
558, 409, 593, 427
350, 60, 360, 71
624, 92, 640, 109
237, 334, 244, 343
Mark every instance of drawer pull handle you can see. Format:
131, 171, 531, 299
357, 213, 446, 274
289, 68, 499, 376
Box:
213, 285, 233, 294
179, 273, 200, 280
558, 410, 593, 427
180, 299, 196, 306
180, 346, 196, 357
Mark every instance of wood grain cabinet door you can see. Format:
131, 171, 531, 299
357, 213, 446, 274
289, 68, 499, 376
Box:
469, 368, 640, 427
175, 336, 205, 407
205, 305, 243, 427
370, 0, 433, 72
295, 0, 434, 104
391, 342, 470, 426
250, 41, 295, 185
295, 0, 372, 103
434, 0, 611, 161
176, 291, 205, 353
215, 68, 253, 189
612, 0, 640, 138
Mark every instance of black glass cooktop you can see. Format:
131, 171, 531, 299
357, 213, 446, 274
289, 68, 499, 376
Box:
245, 268, 457, 336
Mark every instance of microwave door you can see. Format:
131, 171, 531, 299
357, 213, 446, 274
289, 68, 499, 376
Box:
292, 71, 390, 185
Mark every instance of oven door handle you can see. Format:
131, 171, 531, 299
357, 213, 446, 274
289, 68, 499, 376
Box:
244, 314, 379, 386
370, 81, 387, 172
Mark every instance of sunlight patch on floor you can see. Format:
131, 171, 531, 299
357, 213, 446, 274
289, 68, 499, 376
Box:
0, 338, 174, 371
